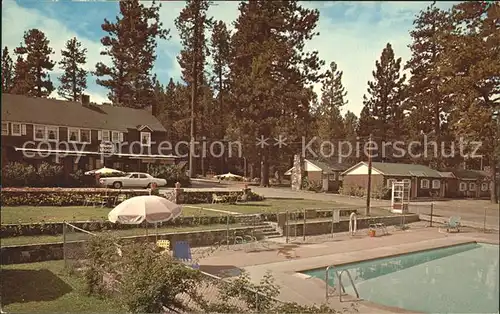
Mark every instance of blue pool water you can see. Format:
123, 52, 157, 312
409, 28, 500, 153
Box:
302, 242, 499, 313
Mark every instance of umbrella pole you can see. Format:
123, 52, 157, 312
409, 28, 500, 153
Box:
155, 223, 158, 242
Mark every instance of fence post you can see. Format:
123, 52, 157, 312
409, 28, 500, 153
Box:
303, 209, 306, 242
226, 214, 230, 250
483, 205, 487, 233
331, 209, 334, 238
430, 203, 434, 227
63, 221, 67, 267
285, 210, 289, 244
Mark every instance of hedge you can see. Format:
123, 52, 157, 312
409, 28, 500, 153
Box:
0, 188, 157, 206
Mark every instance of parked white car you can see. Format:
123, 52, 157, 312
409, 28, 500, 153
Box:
100, 172, 167, 189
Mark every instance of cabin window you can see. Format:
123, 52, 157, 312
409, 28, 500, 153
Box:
80, 129, 91, 144
1, 122, 8, 135
68, 128, 80, 142
112, 131, 120, 142
432, 179, 440, 189
469, 182, 476, 191
420, 179, 429, 189
34, 125, 46, 140
459, 182, 467, 191
140, 131, 151, 147
46, 126, 59, 141
11, 123, 21, 136
102, 130, 110, 142
481, 182, 489, 191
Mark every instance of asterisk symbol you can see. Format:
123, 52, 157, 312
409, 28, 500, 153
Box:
274, 135, 287, 148
256, 135, 269, 148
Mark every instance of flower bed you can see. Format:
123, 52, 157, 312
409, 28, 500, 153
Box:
0, 188, 157, 206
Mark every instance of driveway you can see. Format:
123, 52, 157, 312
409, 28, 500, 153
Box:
251, 186, 499, 230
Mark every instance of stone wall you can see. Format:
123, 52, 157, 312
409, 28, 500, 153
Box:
281, 214, 420, 237
291, 154, 304, 191
0, 226, 257, 265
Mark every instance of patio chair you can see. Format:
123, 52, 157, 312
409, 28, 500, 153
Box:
173, 241, 199, 269
92, 195, 106, 208
445, 216, 461, 233
212, 193, 224, 204
114, 194, 127, 206
236, 193, 248, 203
156, 239, 170, 251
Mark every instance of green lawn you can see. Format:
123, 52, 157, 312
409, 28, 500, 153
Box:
2, 260, 120, 313
1, 205, 217, 224
2, 223, 246, 246
199, 198, 345, 214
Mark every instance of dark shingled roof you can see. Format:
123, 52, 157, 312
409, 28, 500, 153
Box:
449, 169, 489, 179
1, 94, 166, 133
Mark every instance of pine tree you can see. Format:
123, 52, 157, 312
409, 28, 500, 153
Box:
95, 0, 169, 108
1, 47, 14, 93
316, 61, 348, 145
229, 1, 324, 186
437, 1, 500, 203
405, 2, 453, 168
360, 43, 406, 162
58, 37, 87, 101
210, 20, 231, 141
13, 29, 55, 97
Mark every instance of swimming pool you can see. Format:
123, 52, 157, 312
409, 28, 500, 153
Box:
302, 242, 499, 313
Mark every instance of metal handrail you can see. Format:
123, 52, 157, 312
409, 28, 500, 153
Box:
325, 266, 360, 302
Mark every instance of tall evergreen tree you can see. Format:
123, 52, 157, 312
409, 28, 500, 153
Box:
13, 29, 55, 97
405, 2, 453, 168
229, 1, 324, 186
95, 0, 169, 108
437, 1, 500, 203
359, 43, 406, 162
176, 0, 213, 176
316, 61, 347, 144
1, 47, 14, 93
58, 37, 87, 101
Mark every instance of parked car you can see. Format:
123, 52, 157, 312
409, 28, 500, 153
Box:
99, 172, 167, 189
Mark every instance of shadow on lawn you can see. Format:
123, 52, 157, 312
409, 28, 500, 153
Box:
1, 269, 73, 305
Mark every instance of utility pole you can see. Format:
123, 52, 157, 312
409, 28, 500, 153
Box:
188, 3, 200, 178
366, 133, 373, 216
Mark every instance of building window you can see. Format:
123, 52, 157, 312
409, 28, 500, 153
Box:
102, 130, 110, 142
432, 179, 440, 189
68, 128, 80, 142
329, 173, 337, 181
46, 126, 59, 141
140, 131, 151, 146
112, 131, 120, 142
459, 182, 467, 191
11, 123, 21, 136
481, 182, 489, 191
387, 179, 395, 189
420, 179, 429, 189
34, 125, 46, 140
80, 129, 91, 143
469, 182, 476, 191
1, 122, 8, 135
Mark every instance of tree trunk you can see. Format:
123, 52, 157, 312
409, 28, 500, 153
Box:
491, 154, 498, 204
260, 150, 270, 187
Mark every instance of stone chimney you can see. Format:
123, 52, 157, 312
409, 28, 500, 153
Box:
291, 154, 304, 191
80, 94, 90, 105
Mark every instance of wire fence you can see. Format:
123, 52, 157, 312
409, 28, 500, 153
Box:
63, 222, 97, 270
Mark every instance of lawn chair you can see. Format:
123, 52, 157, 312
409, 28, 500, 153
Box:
92, 195, 106, 208
114, 193, 127, 206
212, 193, 223, 204
445, 216, 461, 233
156, 240, 170, 254
236, 193, 248, 203
173, 241, 199, 269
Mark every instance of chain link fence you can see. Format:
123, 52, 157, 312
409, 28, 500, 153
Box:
63, 222, 97, 270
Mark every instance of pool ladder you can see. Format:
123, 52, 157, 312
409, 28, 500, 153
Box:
325, 266, 360, 302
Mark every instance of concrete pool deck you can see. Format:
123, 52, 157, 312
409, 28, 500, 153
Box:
196, 222, 499, 313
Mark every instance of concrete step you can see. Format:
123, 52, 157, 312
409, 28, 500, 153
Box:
262, 231, 281, 237
264, 234, 282, 239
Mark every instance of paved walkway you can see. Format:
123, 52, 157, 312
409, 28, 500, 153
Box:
197, 222, 499, 313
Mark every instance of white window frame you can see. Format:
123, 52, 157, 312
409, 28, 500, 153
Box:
469, 182, 476, 191
11, 122, 22, 136
112, 131, 120, 143
386, 179, 395, 189
2, 122, 9, 135
102, 130, 111, 142
46, 126, 59, 142
140, 131, 151, 147
459, 182, 467, 192
68, 127, 80, 143
481, 182, 489, 191
79, 129, 91, 144
420, 179, 429, 189
34, 125, 47, 141
432, 179, 441, 189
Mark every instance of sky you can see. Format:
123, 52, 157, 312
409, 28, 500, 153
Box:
2, 0, 458, 117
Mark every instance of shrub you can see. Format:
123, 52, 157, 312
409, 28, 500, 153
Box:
148, 164, 191, 187
36, 162, 64, 187
1, 162, 84, 187
2, 162, 37, 187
